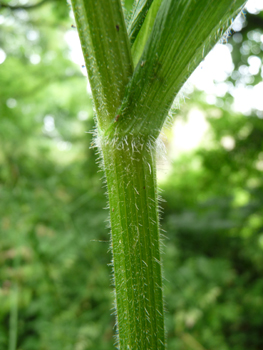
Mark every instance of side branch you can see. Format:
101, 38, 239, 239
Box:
113, 0, 247, 140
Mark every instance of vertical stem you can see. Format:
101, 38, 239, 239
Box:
71, 0, 133, 131
101, 135, 165, 349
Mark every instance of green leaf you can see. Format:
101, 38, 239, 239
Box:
71, 0, 133, 131
112, 0, 247, 139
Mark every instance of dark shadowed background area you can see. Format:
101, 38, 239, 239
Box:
0, 0, 263, 349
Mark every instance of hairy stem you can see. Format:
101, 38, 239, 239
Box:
100, 134, 165, 349
71, 1, 247, 348
71, 0, 133, 131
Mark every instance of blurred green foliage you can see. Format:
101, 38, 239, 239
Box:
0, 1, 263, 350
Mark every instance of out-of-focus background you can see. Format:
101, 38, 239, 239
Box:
0, 0, 263, 349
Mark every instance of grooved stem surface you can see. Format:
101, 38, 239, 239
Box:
102, 137, 165, 350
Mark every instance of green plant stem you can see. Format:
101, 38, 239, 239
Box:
71, 1, 247, 348
101, 134, 165, 349
112, 0, 247, 139
71, 0, 133, 131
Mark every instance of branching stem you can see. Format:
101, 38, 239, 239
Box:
71, 0, 248, 348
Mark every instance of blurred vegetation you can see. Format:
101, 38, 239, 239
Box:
0, 1, 263, 349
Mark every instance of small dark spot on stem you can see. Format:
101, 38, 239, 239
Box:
116, 24, 119, 32
143, 186, 145, 189
115, 115, 120, 122
112, 208, 114, 212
